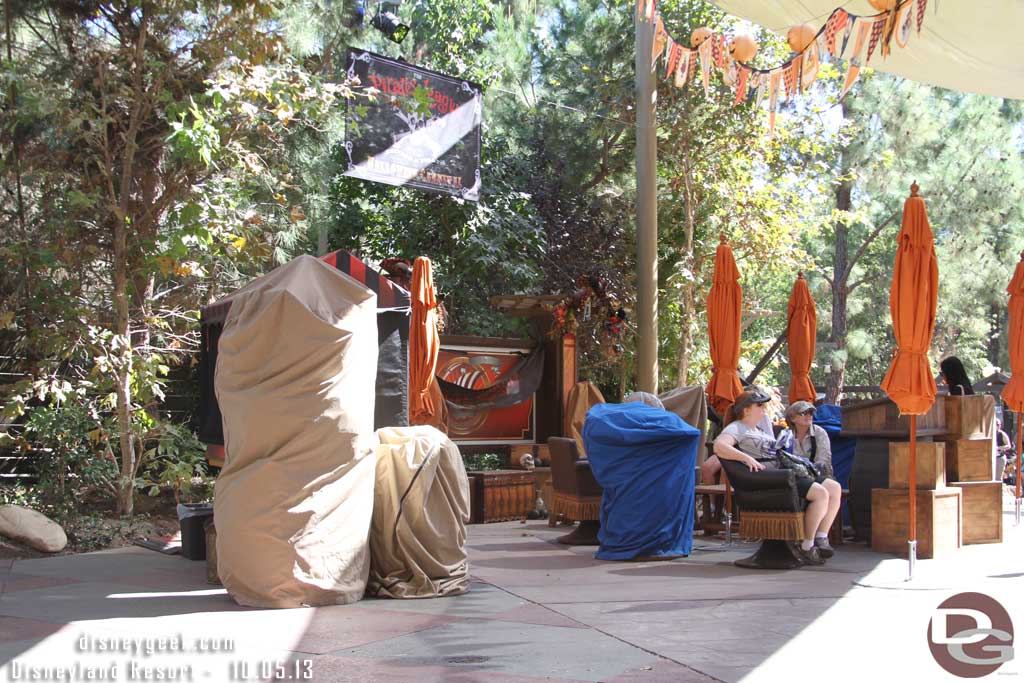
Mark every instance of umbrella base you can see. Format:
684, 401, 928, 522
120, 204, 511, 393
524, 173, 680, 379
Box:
557, 520, 600, 546
734, 540, 802, 570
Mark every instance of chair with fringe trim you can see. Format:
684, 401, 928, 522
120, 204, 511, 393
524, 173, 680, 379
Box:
547, 437, 603, 545
719, 458, 806, 569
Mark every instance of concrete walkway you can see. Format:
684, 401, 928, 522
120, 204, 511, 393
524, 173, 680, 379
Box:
2, 501, 1022, 682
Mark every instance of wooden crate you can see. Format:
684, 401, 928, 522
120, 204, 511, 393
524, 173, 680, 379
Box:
889, 442, 946, 490
950, 481, 1003, 544
468, 469, 535, 523
841, 396, 946, 437
871, 488, 962, 559
939, 438, 994, 482
944, 395, 995, 439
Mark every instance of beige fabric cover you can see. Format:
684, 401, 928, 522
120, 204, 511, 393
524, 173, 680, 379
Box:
564, 381, 606, 456
713, 1, 1024, 100
659, 385, 709, 463
214, 255, 378, 608
368, 426, 470, 598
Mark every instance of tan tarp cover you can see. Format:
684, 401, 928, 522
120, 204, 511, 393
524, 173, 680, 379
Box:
564, 381, 606, 456
713, 1, 1024, 100
213, 255, 379, 608
658, 385, 709, 462
368, 426, 470, 598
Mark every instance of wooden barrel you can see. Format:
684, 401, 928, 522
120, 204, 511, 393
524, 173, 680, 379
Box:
848, 438, 890, 542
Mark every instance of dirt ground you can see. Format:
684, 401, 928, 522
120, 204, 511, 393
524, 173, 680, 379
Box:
0, 494, 182, 560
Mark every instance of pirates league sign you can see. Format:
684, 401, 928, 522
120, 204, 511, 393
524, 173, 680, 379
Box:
343, 49, 482, 201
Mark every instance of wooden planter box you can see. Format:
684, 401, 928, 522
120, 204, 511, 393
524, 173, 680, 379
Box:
889, 442, 946, 490
468, 469, 535, 523
944, 395, 995, 439
940, 438, 994, 482
871, 488, 962, 559
951, 481, 1003, 544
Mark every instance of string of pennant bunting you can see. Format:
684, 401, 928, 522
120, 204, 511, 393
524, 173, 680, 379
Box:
638, 0, 931, 130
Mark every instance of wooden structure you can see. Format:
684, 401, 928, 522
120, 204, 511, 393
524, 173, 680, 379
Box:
950, 481, 1003, 544
467, 469, 535, 523
870, 488, 962, 558
490, 295, 578, 446
850, 394, 1002, 552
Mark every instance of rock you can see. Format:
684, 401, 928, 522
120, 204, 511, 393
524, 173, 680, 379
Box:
0, 505, 67, 553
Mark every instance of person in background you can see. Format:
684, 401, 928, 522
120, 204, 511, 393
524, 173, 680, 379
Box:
939, 356, 975, 396
712, 389, 842, 565
996, 418, 1014, 484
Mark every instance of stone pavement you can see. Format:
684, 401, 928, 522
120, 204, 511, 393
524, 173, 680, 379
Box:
1, 500, 1023, 683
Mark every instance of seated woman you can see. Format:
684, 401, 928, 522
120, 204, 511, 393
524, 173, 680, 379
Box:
939, 356, 975, 396
779, 401, 834, 479
712, 389, 842, 565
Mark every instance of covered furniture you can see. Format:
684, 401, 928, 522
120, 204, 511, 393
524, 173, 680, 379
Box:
213, 255, 378, 607
198, 250, 409, 456
582, 403, 699, 560
368, 426, 470, 598
719, 458, 805, 569
547, 437, 602, 545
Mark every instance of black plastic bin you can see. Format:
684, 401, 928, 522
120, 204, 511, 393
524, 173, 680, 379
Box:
178, 503, 214, 561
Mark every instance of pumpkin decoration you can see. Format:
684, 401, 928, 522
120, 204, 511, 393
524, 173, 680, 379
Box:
728, 34, 758, 62
868, 0, 897, 11
691, 26, 713, 49
787, 23, 817, 53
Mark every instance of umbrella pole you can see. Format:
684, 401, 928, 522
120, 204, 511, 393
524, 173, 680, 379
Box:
1016, 412, 1022, 526
907, 415, 918, 581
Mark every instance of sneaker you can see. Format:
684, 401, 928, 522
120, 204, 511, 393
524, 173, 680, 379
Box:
813, 537, 835, 559
796, 544, 826, 566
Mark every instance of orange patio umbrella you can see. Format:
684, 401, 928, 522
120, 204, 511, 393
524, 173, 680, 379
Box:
786, 272, 817, 404
409, 256, 441, 426
1002, 251, 1024, 522
706, 235, 744, 418
879, 183, 939, 578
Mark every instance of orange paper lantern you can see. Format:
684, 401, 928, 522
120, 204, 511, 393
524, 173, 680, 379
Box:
691, 27, 713, 48
787, 23, 817, 52
868, 0, 898, 11
729, 34, 758, 62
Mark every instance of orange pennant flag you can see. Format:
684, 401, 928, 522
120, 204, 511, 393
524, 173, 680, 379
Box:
840, 19, 871, 98
733, 66, 750, 105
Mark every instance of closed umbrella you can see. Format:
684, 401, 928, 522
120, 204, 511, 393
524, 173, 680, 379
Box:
707, 235, 744, 417
1002, 251, 1024, 524
409, 257, 440, 426
786, 272, 817, 404
879, 183, 939, 579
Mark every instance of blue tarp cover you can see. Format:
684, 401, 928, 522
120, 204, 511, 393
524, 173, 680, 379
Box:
814, 404, 856, 524
582, 403, 699, 560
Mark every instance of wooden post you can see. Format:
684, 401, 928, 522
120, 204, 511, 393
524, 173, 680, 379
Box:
908, 414, 917, 577
634, 0, 658, 393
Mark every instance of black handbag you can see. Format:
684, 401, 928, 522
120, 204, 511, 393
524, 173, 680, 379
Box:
777, 450, 823, 480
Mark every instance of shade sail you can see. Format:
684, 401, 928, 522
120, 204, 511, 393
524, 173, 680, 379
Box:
712, 1, 1024, 100
409, 257, 441, 426
1003, 252, 1024, 412
706, 236, 744, 416
880, 189, 939, 415
787, 272, 818, 404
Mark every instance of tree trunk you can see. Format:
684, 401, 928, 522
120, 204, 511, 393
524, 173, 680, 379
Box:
112, 9, 149, 517
676, 150, 698, 387
825, 174, 852, 404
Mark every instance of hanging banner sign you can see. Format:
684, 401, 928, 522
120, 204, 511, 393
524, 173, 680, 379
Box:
343, 49, 482, 201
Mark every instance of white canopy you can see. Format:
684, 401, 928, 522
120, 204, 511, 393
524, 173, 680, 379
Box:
713, 0, 1024, 99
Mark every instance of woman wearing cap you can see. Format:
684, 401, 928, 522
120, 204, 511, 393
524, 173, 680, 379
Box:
713, 389, 841, 565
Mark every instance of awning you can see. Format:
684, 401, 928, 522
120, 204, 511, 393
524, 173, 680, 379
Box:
712, 1, 1024, 99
